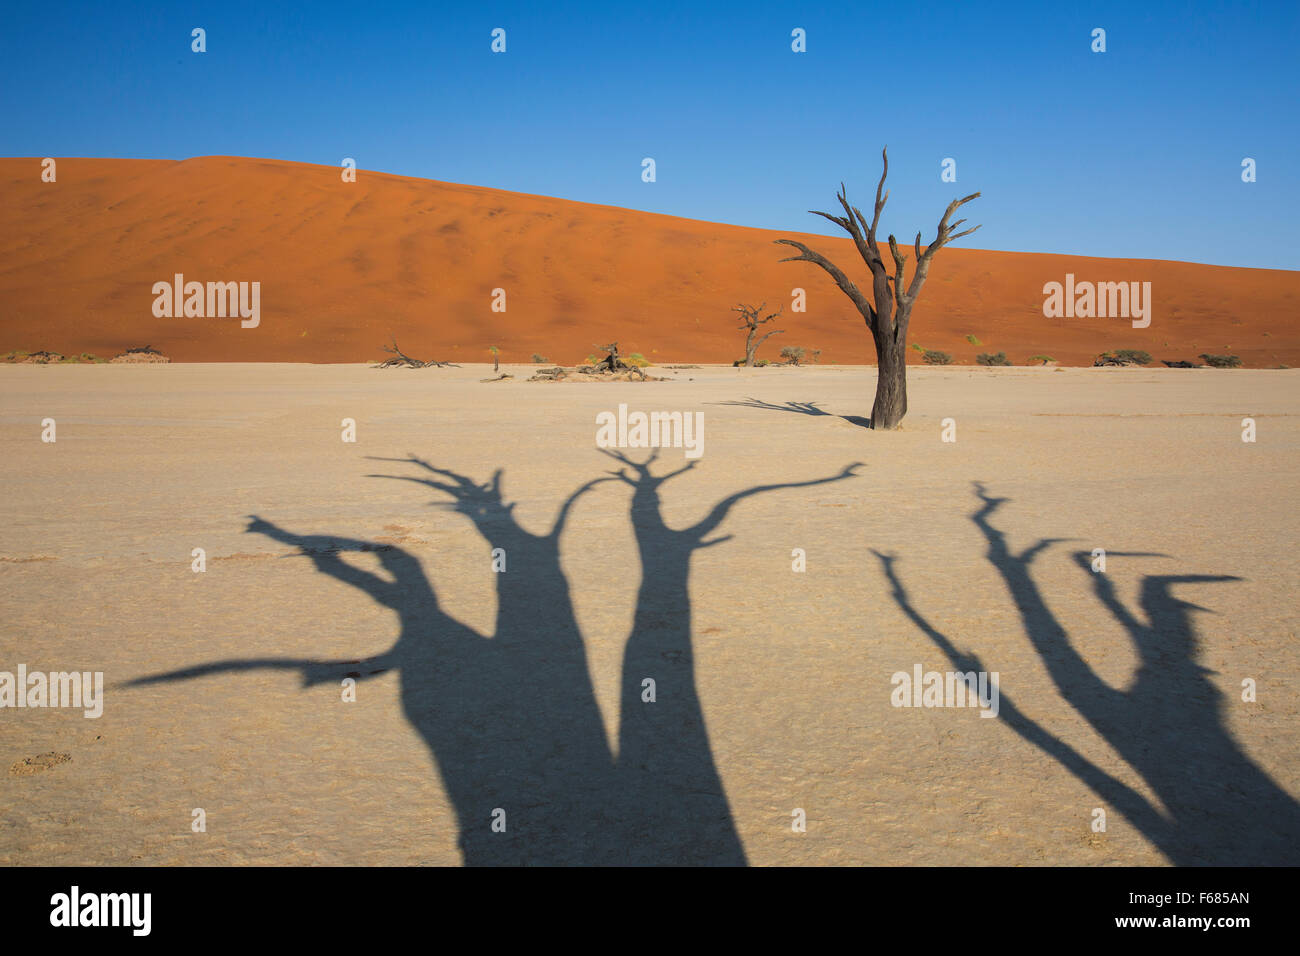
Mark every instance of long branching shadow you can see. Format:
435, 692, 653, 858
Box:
876, 481, 1300, 864
711, 397, 872, 429
600, 450, 861, 863
129, 455, 860, 865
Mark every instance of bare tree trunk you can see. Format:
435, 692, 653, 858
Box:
775, 148, 979, 429
744, 327, 782, 366
733, 304, 783, 367
872, 326, 908, 429
601, 450, 859, 863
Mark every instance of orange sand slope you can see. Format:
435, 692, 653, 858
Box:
1, 156, 1296, 366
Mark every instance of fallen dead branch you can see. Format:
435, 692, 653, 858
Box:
375, 337, 459, 368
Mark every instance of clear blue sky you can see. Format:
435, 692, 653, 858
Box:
3, 0, 1297, 268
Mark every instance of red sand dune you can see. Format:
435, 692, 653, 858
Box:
1, 156, 1296, 367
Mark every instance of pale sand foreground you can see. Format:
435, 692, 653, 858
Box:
1, 363, 1296, 865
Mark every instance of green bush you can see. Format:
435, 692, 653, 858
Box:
780, 346, 807, 366
1028, 355, 1056, 365
626, 352, 651, 367
910, 343, 926, 353
1096, 349, 1153, 366
755, 358, 770, 367
1200, 353, 1242, 368
965, 334, 981, 346
976, 352, 1012, 366
922, 349, 954, 365
531, 353, 548, 364
1113, 349, 1152, 365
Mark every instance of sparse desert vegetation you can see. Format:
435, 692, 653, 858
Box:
538, 342, 656, 380
111, 344, 169, 364
5, 347, 178, 364
3, 158, 1297, 372
375, 337, 457, 369
1094, 349, 1153, 366
1200, 353, 1243, 368
5, 349, 62, 364
732, 302, 784, 367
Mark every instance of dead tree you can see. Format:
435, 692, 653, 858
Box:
732, 303, 784, 367
588, 342, 625, 372
581, 342, 644, 378
376, 337, 459, 368
775, 148, 980, 429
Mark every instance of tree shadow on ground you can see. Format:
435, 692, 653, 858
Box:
129, 454, 860, 865
711, 397, 873, 429
873, 481, 1300, 864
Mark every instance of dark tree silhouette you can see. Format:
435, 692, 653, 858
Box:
135, 479, 617, 865
732, 302, 784, 367
874, 482, 1300, 864
600, 449, 861, 863
775, 147, 980, 429
710, 396, 871, 429
128, 456, 860, 865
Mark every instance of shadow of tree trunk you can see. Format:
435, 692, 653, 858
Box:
601, 450, 861, 864
874, 482, 1300, 864
128, 455, 860, 865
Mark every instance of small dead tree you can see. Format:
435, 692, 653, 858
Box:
775, 148, 980, 429
583, 342, 636, 374
591, 342, 624, 372
376, 336, 459, 368
732, 302, 784, 367
577, 342, 647, 380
